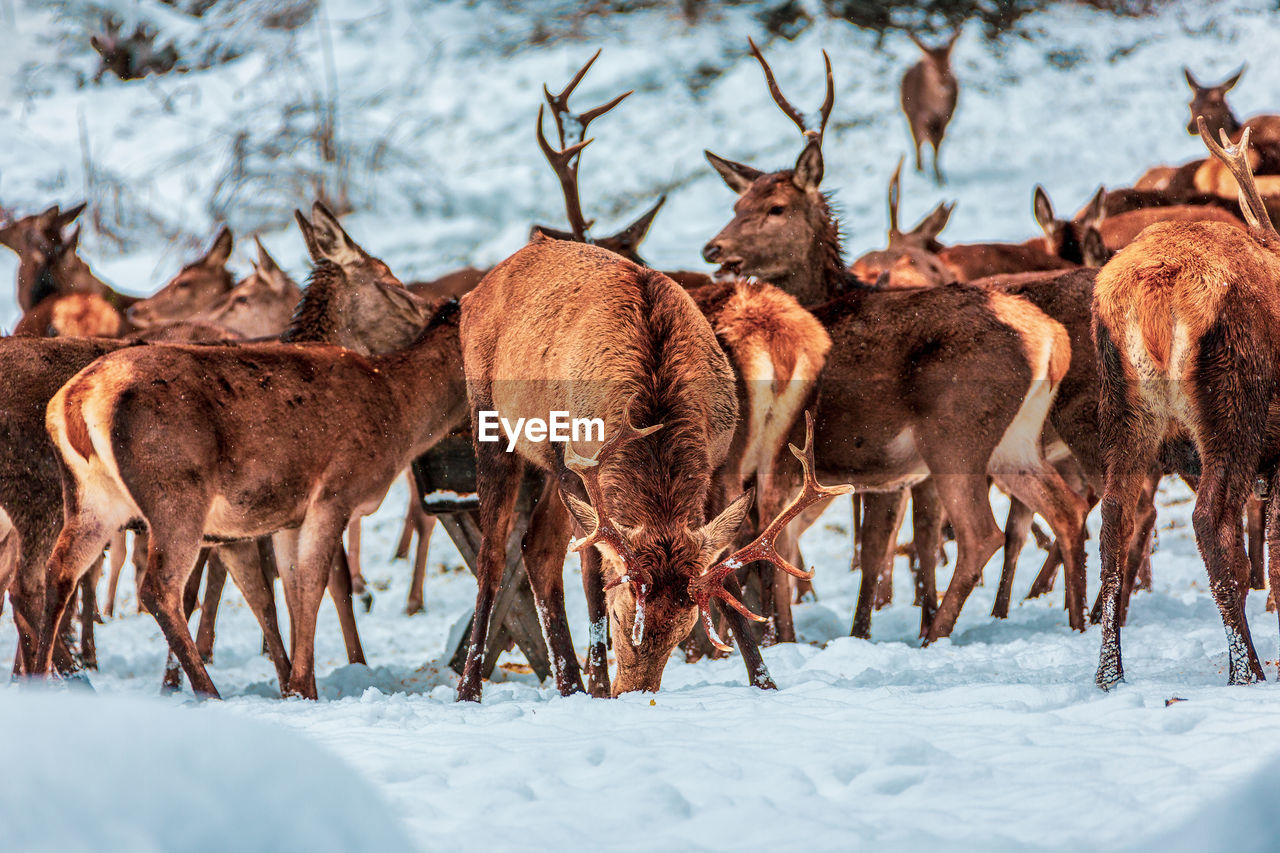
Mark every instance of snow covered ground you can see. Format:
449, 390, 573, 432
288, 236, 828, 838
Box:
6, 1, 1280, 850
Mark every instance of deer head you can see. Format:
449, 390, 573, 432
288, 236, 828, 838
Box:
125, 226, 235, 328
702, 41, 838, 305
562, 407, 850, 694
1185, 66, 1245, 139
850, 157, 956, 286
190, 238, 302, 338
286, 201, 432, 354
1032, 185, 1109, 266
1, 203, 90, 310
909, 30, 960, 68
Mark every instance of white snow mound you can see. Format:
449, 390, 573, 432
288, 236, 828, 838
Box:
0, 690, 416, 853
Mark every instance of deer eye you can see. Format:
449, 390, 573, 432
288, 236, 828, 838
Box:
234, 295, 249, 305
768, 205, 786, 217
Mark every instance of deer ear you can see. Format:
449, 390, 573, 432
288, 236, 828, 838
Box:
1032, 185, 1055, 232
1083, 185, 1107, 226
793, 139, 824, 192
294, 209, 321, 260
698, 489, 755, 556
915, 201, 953, 241
563, 492, 598, 533
529, 224, 574, 243
1222, 64, 1245, 92
204, 225, 233, 268
705, 151, 762, 195
1082, 226, 1110, 268
308, 202, 363, 267
64, 225, 81, 251
54, 202, 87, 233
598, 195, 666, 260
1184, 67, 1203, 92
255, 238, 291, 294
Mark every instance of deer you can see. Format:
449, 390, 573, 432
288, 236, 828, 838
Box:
1092, 118, 1280, 689
703, 43, 1090, 642
455, 234, 851, 701
1033, 185, 1244, 265
901, 30, 960, 185
124, 226, 236, 328
849, 157, 957, 288
531, 50, 830, 665
0, 203, 136, 312
36, 205, 465, 700
1184, 65, 1280, 146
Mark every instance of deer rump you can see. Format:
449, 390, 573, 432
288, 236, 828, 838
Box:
48, 342, 427, 542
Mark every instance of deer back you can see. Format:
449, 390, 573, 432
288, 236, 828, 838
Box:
462, 237, 738, 499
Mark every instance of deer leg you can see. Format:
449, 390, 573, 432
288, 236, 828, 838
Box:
162, 550, 208, 693
923, 475, 1005, 644
1114, 483, 1160, 626
394, 489, 416, 562
104, 530, 127, 618
405, 472, 434, 615
1192, 465, 1264, 685
132, 533, 150, 613
260, 535, 281, 655
994, 465, 1090, 631
458, 445, 523, 703
522, 482, 584, 696
219, 539, 291, 694
141, 533, 219, 700
874, 492, 910, 609
851, 491, 906, 640
1096, 447, 1161, 689
328, 547, 366, 665
1247, 495, 1267, 591
346, 518, 372, 612
994, 498, 1034, 619
406, 513, 434, 615
79, 559, 101, 670
910, 479, 943, 636
1266, 476, 1280, 644
282, 511, 348, 700
580, 547, 611, 698
195, 550, 229, 663
931, 139, 945, 185
37, 510, 112, 678
723, 573, 776, 690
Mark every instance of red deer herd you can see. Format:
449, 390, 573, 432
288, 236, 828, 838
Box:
2, 36, 1280, 703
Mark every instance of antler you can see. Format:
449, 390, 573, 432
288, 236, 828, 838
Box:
565, 393, 664, 645
888, 156, 905, 238
747, 37, 835, 145
1197, 115, 1279, 239
536, 50, 634, 242
690, 412, 855, 651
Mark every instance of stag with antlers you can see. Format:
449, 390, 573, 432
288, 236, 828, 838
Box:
1092, 119, 1280, 688
704, 41, 1090, 640
456, 236, 851, 700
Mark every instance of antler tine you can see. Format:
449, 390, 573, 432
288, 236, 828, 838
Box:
543, 49, 603, 145
748, 37, 808, 137
537, 104, 594, 242
1197, 115, 1279, 238
817, 49, 834, 142
576, 89, 633, 139
690, 412, 855, 651
747, 38, 834, 145
888, 156, 905, 236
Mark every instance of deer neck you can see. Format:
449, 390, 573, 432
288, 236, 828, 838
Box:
770, 213, 853, 307
370, 309, 467, 455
